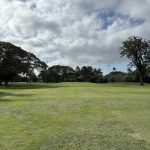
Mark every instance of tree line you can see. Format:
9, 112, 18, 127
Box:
0, 36, 150, 85
38, 65, 103, 83
15, 65, 148, 84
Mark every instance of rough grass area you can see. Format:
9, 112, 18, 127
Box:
0, 82, 150, 150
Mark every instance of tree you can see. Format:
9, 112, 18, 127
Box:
112, 67, 117, 72
120, 36, 150, 85
39, 65, 104, 83
79, 66, 102, 82
39, 65, 75, 82
0, 41, 47, 85
104, 71, 127, 82
75, 66, 82, 81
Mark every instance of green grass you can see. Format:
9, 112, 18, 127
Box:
0, 82, 150, 150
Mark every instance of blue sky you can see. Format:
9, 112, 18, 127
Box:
0, 0, 150, 74
97, 10, 145, 30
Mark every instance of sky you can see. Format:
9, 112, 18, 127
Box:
0, 0, 150, 74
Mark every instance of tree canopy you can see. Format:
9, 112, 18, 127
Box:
39, 65, 75, 82
0, 41, 47, 85
120, 36, 150, 85
39, 65, 103, 83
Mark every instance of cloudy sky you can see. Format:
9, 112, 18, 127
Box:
0, 0, 150, 73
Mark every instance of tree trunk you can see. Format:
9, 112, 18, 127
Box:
4, 80, 8, 86
0, 80, 2, 86
140, 74, 144, 85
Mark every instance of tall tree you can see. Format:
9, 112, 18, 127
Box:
0, 41, 47, 85
120, 36, 150, 85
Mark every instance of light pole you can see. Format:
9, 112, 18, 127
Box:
107, 64, 111, 73
97, 60, 101, 71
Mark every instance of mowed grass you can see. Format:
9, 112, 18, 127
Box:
0, 82, 150, 150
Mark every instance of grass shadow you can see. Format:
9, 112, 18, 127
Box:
0, 99, 19, 102
0, 92, 33, 97
0, 98, 34, 102
0, 83, 67, 90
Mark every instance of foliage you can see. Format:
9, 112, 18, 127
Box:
14, 74, 29, 82
104, 71, 128, 82
39, 65, 103, 83
39, 65, 150, 83
0, 41, 47, 85
79, 66, 103, 82
39, 65, 75, 82
120, 36, 150, 85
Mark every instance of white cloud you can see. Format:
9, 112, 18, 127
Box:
0, 0, 150, 70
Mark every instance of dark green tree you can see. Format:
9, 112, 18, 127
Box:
39, 65, 104, 83
75, 66, 82, 81
39, 65, 75, 82
0, 41, 46, 85
120, 36, 150, 85
80, 66, 102, 82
